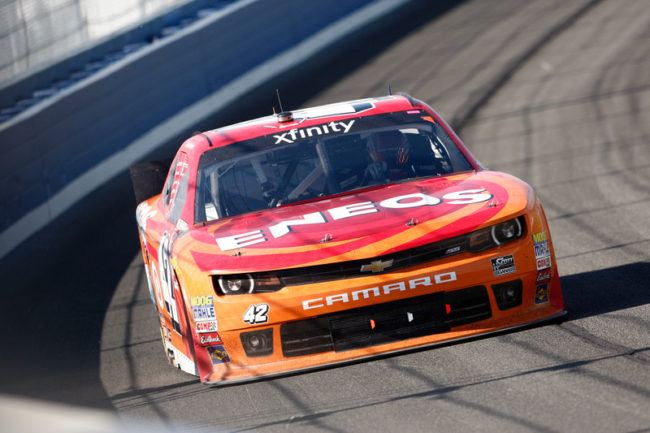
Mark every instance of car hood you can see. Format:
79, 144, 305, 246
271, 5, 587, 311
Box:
183, 171, 534, 272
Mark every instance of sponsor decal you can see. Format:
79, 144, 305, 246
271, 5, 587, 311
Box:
193, 305, 216, 321
216, 188, 493, 251
532, 232, 551, 267
536, 256, 551, 271
196, 320, 218, 333
534, 240, 550, 259
243, 304, 269, 325
191, 295, 213, 307
207, 345, 230, 364
273, 120, 355, 144
360, 259, 393, 273
491, 255, 516, 277
302, 271, 457, 310
191, 295, 216, 321
535, 283, 549, 304
536, 269, 552, 282
199, 332, 222, 346
532, 231, 548, 244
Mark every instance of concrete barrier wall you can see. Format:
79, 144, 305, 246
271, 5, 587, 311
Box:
0, 0, 188, 84
0, 0, 417, 259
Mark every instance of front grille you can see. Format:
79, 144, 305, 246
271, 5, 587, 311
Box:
276, 235, 467, 286
280, 285, 491, 357
266, 217, 524, 287
280, 317, 332, 357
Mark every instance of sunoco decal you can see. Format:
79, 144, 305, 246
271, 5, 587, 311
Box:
491, 255, 516, 277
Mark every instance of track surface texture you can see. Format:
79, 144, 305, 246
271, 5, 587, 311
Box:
1, 0, 648, 432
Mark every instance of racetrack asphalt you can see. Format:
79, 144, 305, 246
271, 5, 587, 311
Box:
1, 0, 649, 432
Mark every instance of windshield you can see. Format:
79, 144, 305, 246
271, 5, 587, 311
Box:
195, 110, 473, 222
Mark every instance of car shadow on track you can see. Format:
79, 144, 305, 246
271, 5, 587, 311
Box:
560, 261, 650, 320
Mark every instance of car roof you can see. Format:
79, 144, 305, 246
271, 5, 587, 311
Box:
180, 94, 421, 154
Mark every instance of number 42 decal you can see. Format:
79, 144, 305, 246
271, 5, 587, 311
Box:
243, 304, 269, 325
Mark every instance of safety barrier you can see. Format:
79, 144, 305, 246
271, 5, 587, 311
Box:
0, 0, 419, 259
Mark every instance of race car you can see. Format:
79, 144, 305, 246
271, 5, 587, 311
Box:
132, 93, 565, 384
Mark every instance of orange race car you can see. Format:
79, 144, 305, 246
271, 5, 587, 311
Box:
132, 93, 565, 384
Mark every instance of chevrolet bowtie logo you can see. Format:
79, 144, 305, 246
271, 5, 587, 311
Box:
360, 259, 394, 273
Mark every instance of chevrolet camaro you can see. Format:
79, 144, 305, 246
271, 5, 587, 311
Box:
132, 93, 565, 384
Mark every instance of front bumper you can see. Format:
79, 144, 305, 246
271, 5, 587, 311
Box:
196, 241, 565, 383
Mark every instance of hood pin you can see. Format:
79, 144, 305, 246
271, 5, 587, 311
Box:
320, 233, 333, 243
406, 218, 418, 227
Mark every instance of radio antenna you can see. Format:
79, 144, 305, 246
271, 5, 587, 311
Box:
386, 83, 392, 96
275, 89, 284, 113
